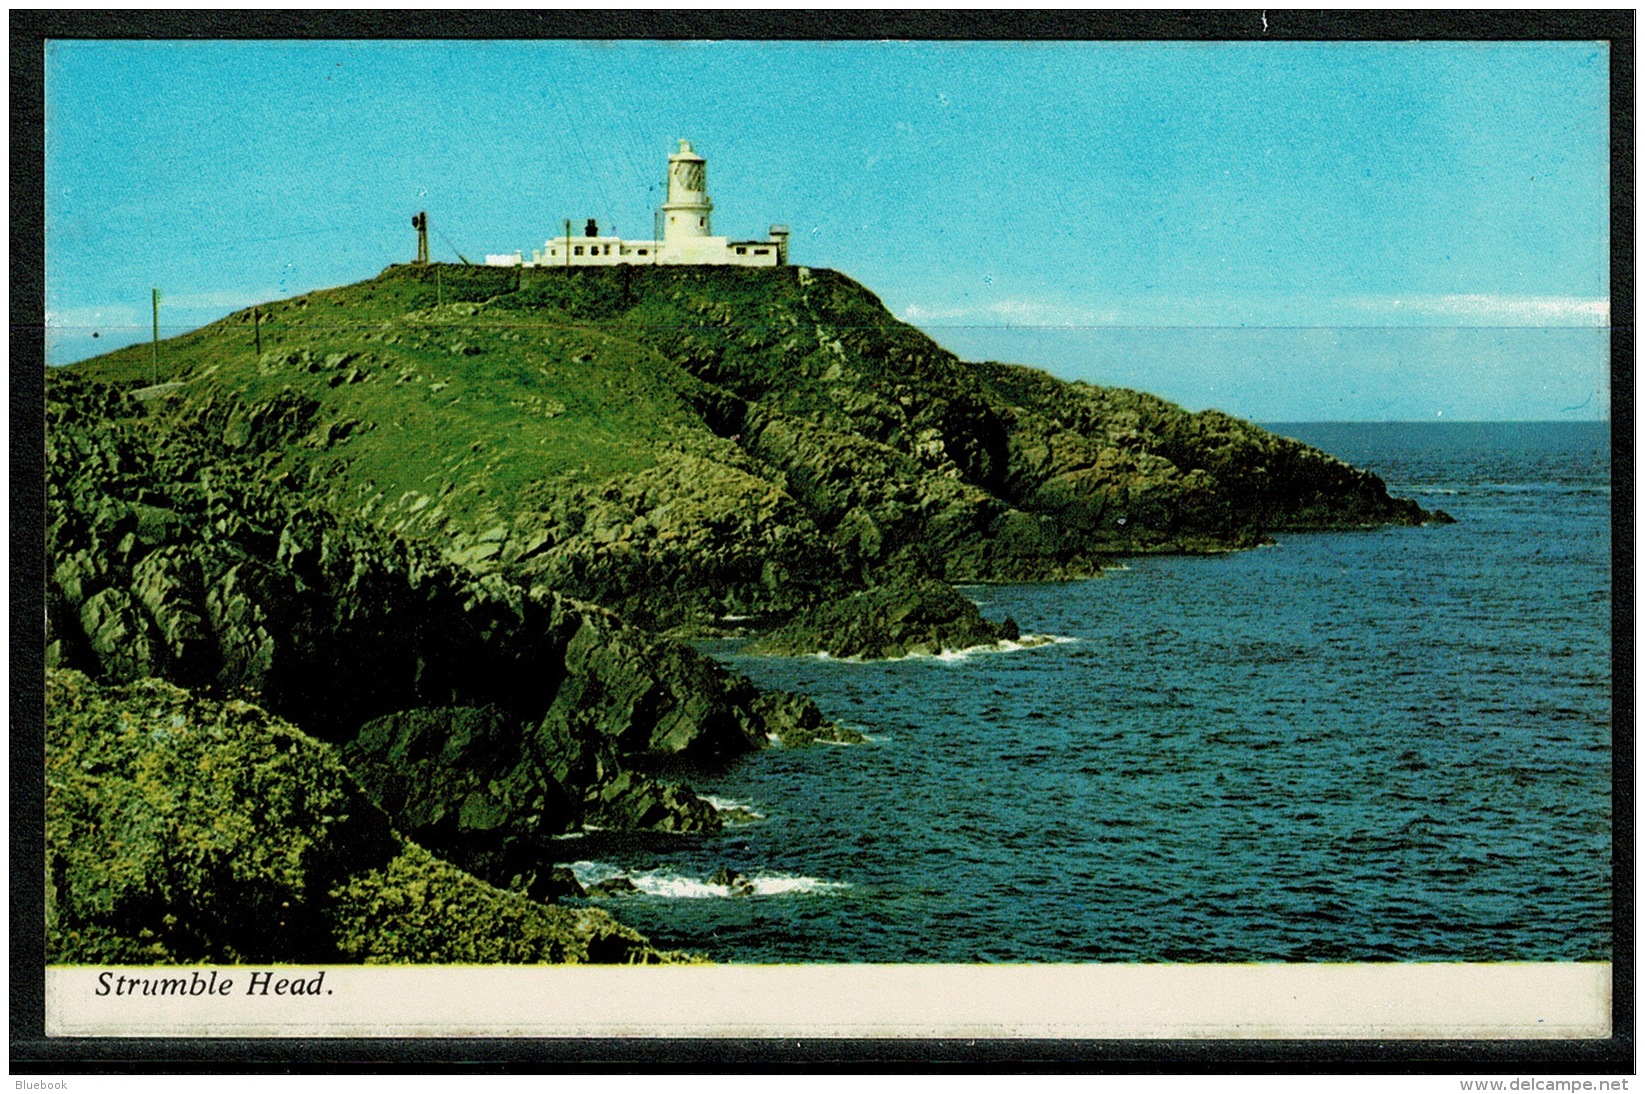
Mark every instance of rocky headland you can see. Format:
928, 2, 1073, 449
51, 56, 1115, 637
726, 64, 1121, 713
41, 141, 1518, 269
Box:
745, 577, 1025, 660
46, 262, 1446, 962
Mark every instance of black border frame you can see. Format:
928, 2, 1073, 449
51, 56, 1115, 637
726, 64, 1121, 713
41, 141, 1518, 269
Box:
11, 8, 1634, 1074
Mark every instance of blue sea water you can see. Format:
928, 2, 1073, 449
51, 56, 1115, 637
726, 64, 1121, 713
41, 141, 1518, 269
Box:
562, 422, 1614, 963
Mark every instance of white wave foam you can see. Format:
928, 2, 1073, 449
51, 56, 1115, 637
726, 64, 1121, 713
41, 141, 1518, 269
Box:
703, 795, 766, 820
628, 868, 850, 899
564, 861, 848, 899
744, 874, 850, 896
908, 633, 1078, 663
806, 633, 1076, 665
627, 873, 729, 899
565, 860, 620, 886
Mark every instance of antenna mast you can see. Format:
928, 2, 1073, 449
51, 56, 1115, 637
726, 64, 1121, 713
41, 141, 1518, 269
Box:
412, 211, 429, 265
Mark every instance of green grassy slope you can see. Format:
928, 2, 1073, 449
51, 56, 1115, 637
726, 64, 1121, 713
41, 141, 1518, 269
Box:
72, 262, 1438, 631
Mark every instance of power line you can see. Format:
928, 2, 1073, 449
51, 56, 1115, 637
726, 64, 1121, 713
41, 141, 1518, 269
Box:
604, 95, 656, 223
551, 84, 618, 233
432, 221, 471, 264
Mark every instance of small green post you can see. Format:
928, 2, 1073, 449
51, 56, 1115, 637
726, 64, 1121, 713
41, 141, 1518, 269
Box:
151, 288, 160, 383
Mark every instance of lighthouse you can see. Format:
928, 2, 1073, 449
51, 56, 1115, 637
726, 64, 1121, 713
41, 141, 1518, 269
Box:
491, 140, 789, 268
662, 139, 713, 242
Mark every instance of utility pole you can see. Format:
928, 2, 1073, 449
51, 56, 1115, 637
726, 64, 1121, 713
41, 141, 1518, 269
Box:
150, 288, 160, 383
253, 308, 261, 356
564, 219, 571, 269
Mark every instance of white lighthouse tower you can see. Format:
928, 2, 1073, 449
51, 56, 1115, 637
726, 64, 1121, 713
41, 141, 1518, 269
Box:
662, 139, 713, 243
501, 139, 789, 268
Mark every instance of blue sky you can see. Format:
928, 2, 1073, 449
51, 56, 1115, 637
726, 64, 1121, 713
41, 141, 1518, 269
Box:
45, 39, 1610, 419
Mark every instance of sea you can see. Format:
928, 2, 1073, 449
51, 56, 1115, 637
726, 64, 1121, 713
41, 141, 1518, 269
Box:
560, 422, 1614, 963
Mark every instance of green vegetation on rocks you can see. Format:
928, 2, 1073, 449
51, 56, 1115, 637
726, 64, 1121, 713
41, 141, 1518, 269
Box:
75, 264, 1439, 636
44, 369, 844, 957
46, 670, 690, 965
50, 261, 1444, 962
747, 577, 1022, 660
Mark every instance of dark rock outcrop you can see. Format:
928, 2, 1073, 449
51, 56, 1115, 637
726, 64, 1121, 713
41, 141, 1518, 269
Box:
45, 372, 849, 910
747, 691, 867, 745
747, 577, 1021, 660
45, 670, 688, 965
964, 364, 1433, 540
709, 868, 756, 896
585, 877, 640, 898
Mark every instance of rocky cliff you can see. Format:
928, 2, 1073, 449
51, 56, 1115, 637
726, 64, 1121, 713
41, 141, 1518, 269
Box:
46, 670, 691, 964
44, 370, 847, 957
74, 264, 1439, 636
49, 262, 1443, 961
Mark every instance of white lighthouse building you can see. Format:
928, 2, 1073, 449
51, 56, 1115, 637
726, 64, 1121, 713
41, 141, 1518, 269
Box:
486, 140, 790, 269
